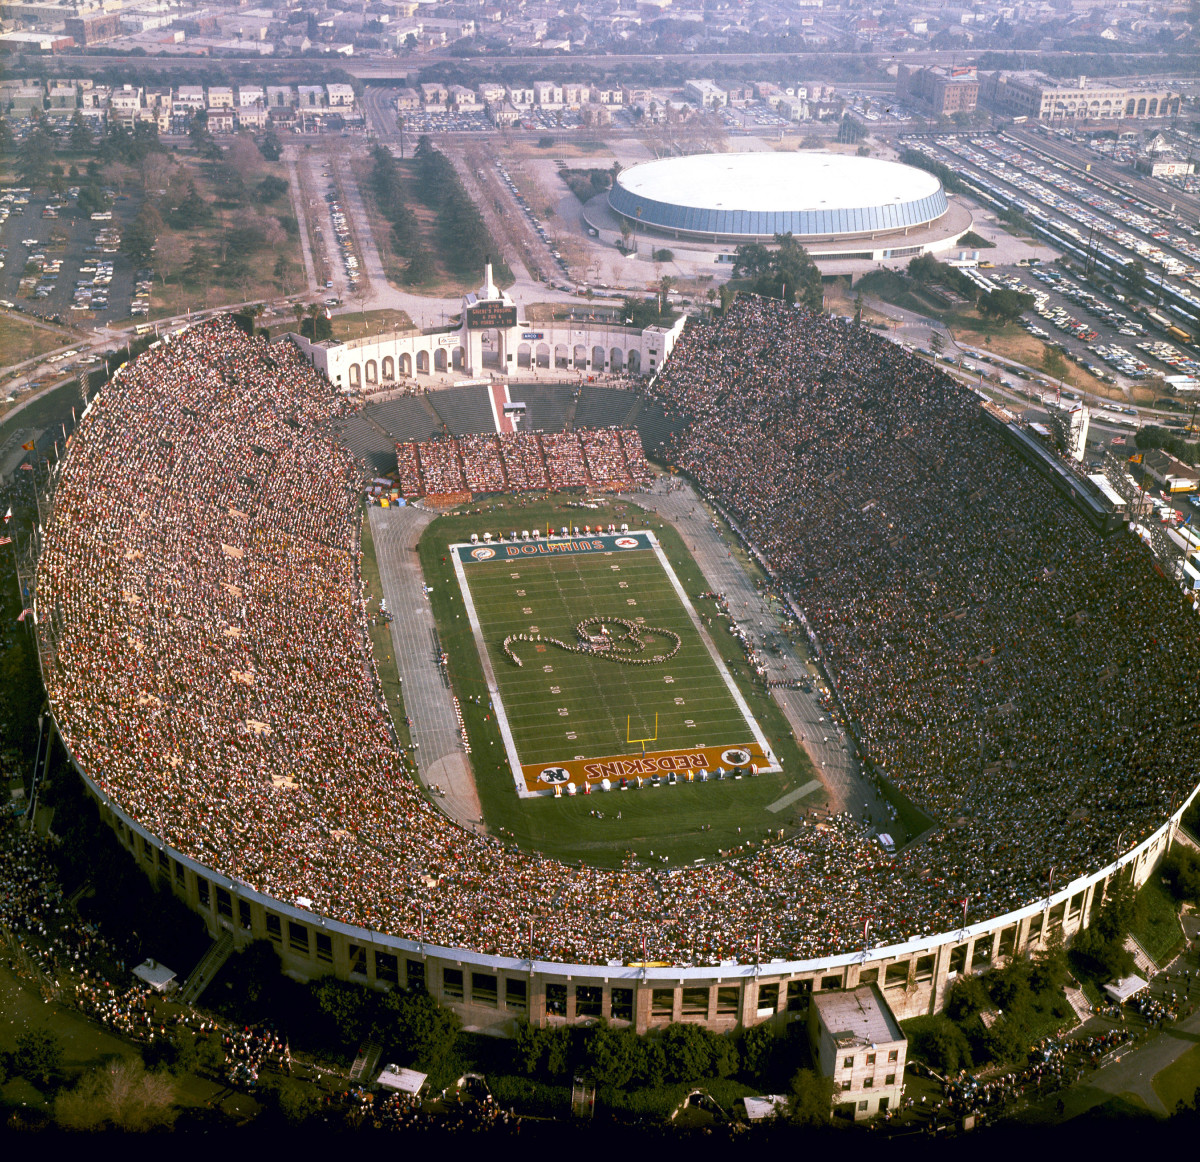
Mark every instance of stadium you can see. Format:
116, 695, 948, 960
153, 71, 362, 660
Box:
599, 151, 973, 263
30, 303, 1200, 1067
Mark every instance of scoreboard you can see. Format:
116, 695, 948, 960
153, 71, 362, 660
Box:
466, 301, 518, 330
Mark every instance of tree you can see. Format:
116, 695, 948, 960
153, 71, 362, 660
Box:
69, 109, 92, 153
906, 1013, 973, 1074
300, 313, 333, 341
658, 273, 675, 314
171, 183, 212, 229
789, 1068, 835, 1126
404, 246, 434, 286
255, 175, 288, 201
12, 1028, 63, 1087
929, 328, 945, 357
978, 286, 1034, 323
154, 233, 188, 287
76, 181, 110, 217
1042, 345, 1069, 381
258, 131, 282, 162
55, 1059, 177, 1131
1163, 847, 1200, 904
0, 118, 14, 157
946, 974, 991, 1022
18, 118, 54, 188
735, 233, 823, 312
584, 1025, 640, 1088
122, 203, 163, 268
835, 114, 865, 144
1122, 259, 1147, 297
257, 1075, 320, 1126
618, 217, 633, 252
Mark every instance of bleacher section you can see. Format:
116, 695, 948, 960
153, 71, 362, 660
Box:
342, 385, 677, 481
632, 400, 689, 459
369, 396, 442, 443
335, 414, 400, 474
395, 429, 649, 499
516, 384, 573, 433
428, 385, 495, 437
573, 385, 639, 430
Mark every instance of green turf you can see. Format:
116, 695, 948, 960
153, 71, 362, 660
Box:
1131, 875, 1185, 967
460, 542, 758, 767
1152, 1041, 1200, 1115
417, 495, 824, 867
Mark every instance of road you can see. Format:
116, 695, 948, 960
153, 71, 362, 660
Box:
369, 503, 483, 831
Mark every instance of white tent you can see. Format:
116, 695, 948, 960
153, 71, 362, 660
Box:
743, 1095, 789, 1122
376, 1065, 427, 1096
1104, 974, 1148, 1004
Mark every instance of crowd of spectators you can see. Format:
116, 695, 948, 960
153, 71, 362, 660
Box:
34, 307, 1200, 969
398, 430, 650, 499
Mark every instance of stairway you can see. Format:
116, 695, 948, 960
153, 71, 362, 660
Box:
1124, 933, 1158, 978
349, 1039, 382, 1084
178, 929, 235, 1006
1064, 984, 1094, 1025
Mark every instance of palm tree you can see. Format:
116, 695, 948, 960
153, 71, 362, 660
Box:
658, 274, 674, 315
618, 218, 633, 253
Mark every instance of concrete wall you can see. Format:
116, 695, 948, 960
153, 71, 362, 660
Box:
68, 722, 1196, 1036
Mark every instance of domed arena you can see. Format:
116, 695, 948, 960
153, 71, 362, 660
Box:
607, 151, 950, 243
34, 306, 1200, 1039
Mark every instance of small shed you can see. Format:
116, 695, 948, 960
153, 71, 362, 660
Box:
376, 1065, 427, 1096
132, 958, 177, 993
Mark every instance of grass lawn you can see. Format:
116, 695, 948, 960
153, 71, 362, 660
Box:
1152, 1041, 1200, 1114
856, 270, 1120, 401
352, 156, 485, 298
418, 495, 822, 867
1132, 875, 1185, 967
0, 376, 83, 443
330, 308, 415, 342
0, 315, 76, 369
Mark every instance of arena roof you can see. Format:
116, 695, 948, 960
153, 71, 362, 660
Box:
608, 152, 948, 241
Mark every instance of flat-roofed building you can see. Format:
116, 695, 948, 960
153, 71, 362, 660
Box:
174, 84, 206, 110
447, 84, 477, 110
63, 11, 120, 44
898, 65, 978, 115
685, 79, 726, 108
982, 71, 1180, 121
809, 985, 906, 1121
420, 82, 447, 110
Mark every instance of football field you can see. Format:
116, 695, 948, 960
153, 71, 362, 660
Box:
452, 531, 778, 796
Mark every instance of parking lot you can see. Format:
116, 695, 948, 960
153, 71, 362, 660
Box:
0, 185, 148, 330
908, 133, 1200, 337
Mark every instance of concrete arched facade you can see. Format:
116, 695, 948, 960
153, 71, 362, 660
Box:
66, 720, 1197, 1038
287, 270, 686, 393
